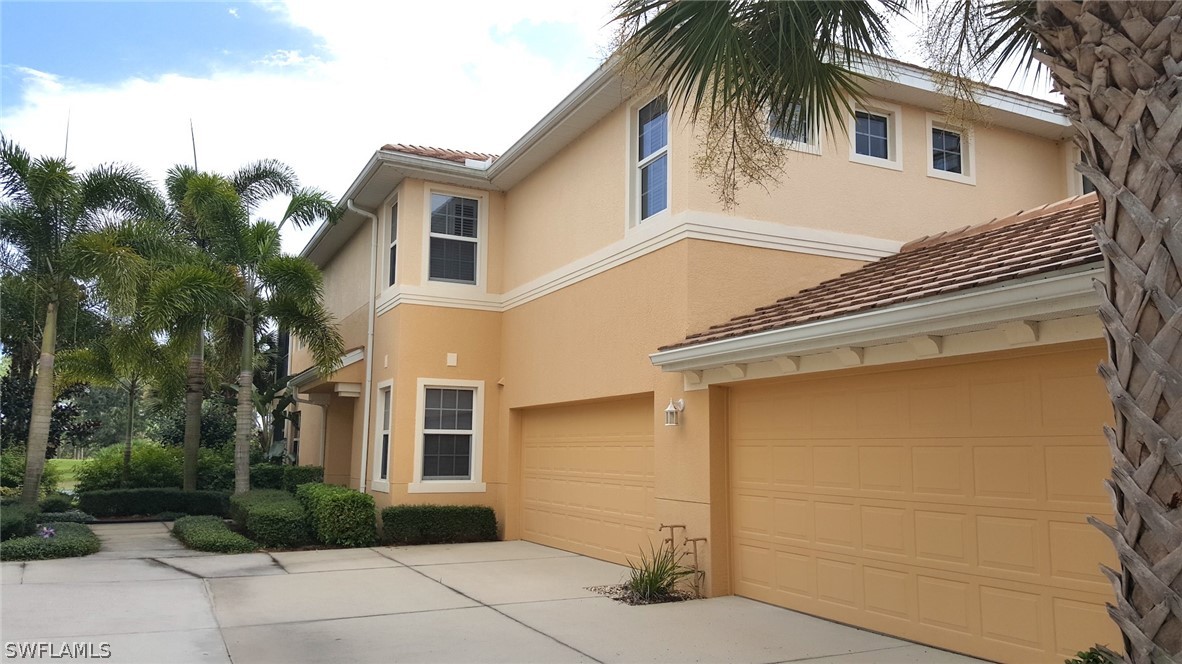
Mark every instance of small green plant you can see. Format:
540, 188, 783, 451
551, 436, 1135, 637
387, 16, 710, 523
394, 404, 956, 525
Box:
0, 505, 39, 541
230, 490, 310, 548
1065, 646, 1118, 664
624, 540, 694, 603
39, 492, 74, 512
38, 510, 95, 523
296, 483, 376, 547
173, 515, 256, 554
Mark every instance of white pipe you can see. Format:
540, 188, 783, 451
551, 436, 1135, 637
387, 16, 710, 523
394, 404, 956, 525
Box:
347, 199, 378, 493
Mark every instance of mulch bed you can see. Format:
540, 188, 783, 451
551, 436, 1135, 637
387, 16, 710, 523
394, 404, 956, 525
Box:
586, 584, 697, 606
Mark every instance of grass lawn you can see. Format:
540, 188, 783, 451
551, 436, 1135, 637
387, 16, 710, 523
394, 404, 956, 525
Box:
47, 458, 85, 491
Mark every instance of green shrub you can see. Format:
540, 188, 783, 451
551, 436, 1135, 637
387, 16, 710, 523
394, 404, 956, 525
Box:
38, 510, 95, 523
0, 505, 39, 541
624, 541, 694, 602
0, 450, 61, 494
75, 443, 182, 492
230, 490, 310, 548
39, 492, 74, 512
173, 515, 256, 554
250, 464, 284, 490
381, 504, 497, 545
0, 522, 101, 560
77, 488, 229, 518
1065, 647, 1119, 664
196, 448, 234, 492
297, 483, 377, 547
282, 466, 324, 493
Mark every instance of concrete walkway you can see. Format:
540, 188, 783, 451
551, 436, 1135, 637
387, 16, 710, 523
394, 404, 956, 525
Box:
1, 523, 984, 664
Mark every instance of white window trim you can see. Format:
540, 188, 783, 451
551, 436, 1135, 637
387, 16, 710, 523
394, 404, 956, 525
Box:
1065, 144, 1095, 197
769, 106, 822, 156
387, 196, 399, 287
409, 377, 486, 494
627, 94, 672, 229
925, 114, 976, 185
370, 379, 393, 492
848, 100, 903, 171
421, 187, 489, 290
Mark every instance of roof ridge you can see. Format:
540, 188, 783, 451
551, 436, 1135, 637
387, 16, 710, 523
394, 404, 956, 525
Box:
900, 192, 1098, 253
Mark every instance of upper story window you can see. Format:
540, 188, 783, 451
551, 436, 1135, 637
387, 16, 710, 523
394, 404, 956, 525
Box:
637, 96, 668, 221
931, 128, 962, 173
769, 104, 821, 154
428, 194, 478, 284
388, 202, 398, 286
848, 101, 902, 171
926, 115, 975, 185
855, 111, 889, 159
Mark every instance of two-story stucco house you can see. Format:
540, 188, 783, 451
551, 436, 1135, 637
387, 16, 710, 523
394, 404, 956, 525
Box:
285, 57, 1116, 662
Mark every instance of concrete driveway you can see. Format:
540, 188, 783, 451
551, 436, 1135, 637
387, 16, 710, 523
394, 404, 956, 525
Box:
1, 523, 983, 664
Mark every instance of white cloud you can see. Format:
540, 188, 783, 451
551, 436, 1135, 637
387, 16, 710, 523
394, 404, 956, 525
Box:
228, 7, 239, 18
1, 0, 618, 253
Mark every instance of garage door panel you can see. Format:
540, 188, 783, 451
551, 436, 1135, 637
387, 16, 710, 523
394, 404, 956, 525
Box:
729, 345, 1120, 662
521, 396, 656, 565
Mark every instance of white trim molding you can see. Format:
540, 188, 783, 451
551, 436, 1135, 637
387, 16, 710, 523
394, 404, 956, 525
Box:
650, 265, 1103, 385
408, 377, 487, 494
370, 378, 394, 493
849, 100, 904, 171
926, 113, 976, 186
377, 210, 899, 317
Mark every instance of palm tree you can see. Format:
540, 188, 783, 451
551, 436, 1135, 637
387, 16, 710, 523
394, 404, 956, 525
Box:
613, 1, 1180, 660
0, 137, 164, 505
160, 165, 343, 493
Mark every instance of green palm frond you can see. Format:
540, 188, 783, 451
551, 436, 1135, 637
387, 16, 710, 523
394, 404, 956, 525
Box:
279, 187, 340, 231
141, 262, 241, 330
79, 163, 166, 222
0, 135, 32, 204
244, 220, 281, 265
67, 230, 151, 317
266, 294, 343, 376
182, 172, 249, 261
232, 159, 297, 210
56, 347, 117, 388
257, 254, 323, 299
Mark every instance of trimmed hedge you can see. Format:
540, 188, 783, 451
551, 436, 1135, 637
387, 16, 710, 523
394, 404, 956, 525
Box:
229, 490, 309, 548
77, 489, 229, 518
0, 522, 101, 560
296, 483, 377, 547
283, 466, 324, 493
382, 505, 497, 545
39, 510, 96, 523
173, 516, 256, 554
0, 505, 39, 541
250, 464, 284, 490
39, 492, 74, 512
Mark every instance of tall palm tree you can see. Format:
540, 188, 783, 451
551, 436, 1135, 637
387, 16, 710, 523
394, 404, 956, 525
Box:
0, 137, 164, 505
161, 166, 343, 493
613, 1, 1180, 660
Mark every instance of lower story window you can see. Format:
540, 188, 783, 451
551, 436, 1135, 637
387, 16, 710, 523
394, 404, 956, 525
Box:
422, 387, 473, 480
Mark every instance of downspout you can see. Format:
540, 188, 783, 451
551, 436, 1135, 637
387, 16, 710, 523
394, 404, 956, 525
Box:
347, 199, 378, 493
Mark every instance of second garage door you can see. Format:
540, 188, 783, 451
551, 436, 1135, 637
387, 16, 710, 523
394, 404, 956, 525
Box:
728, 343, 1120, 662
520, 395, 657, 564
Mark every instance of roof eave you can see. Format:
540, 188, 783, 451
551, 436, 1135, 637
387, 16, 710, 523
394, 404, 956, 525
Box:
650, 264, 1102, 372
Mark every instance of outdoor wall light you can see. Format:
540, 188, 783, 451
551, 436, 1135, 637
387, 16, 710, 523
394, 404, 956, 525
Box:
664, 399, 685, 427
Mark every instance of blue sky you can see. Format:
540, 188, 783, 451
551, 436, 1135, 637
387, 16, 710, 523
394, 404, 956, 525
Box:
1, 2, 326, 112
0, 1, 614, 252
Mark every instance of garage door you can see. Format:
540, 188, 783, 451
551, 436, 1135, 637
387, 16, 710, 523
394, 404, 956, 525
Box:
728, 343, 1120, 662
520, 396, 657, 564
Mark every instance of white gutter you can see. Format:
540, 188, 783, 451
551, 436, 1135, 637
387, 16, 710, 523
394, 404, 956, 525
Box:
650, 266, 1102, 372
347, 199, 378, 493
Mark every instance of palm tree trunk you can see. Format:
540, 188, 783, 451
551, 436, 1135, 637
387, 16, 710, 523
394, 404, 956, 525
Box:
20, 300, 58, 505
1032, 2, 1182, 661
234, 309, 255, 494
183, 334, 204, 491
122, 379, 137, 488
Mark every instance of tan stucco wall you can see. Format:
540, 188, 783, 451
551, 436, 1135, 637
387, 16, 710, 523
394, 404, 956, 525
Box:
364, 304, 506, 516
676, 101, 1069, 242
501, 105, 630, 292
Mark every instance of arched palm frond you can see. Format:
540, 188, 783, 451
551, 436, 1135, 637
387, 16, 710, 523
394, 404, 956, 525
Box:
232, 159, 298, 211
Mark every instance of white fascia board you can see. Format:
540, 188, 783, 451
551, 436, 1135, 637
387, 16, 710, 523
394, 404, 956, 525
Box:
850, 57, 1068, 128
288, 347, 366, 387
650, 265, 1102, 372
